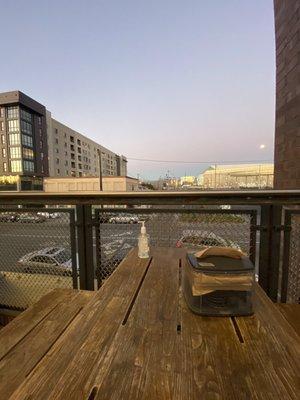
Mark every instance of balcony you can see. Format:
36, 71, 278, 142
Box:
0, 191, 299, 398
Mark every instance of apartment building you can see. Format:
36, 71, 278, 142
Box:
47, 113, 127, 178
0, 91, 127, 190
0, 91, 48, 190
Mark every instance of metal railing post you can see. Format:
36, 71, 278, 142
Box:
258, 205, 282, 301
76, 204, 94, 290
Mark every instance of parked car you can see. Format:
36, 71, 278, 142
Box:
95, 241, 133, 282
18, 247, 73, 276
108, 216, 139, 224
176, 230, 241, 251
17, 213, 46, 223
37, 212, 61, 219
0, 212, 19, 222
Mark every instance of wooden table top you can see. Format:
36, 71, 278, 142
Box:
0, 248, 299, 400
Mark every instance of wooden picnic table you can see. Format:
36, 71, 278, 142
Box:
0, 247, 299, 399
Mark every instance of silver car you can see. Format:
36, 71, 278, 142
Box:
18, 247, 73, 276
176, 230, 241, 251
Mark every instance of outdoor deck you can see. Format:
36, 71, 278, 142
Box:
0, 247, 299, 399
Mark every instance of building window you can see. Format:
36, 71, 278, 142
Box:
77, 139, 81, 145
23, 148, 34, 159
71, 153, 75, 160
21, 120, 33, 135
8, 120, 19, 132
2, 148, 6, 157
66, 170, 69, 175
71, 162, 75, 168
11, 160, 22, 172
22, 134, 33, 147
0, 121, 4, 131
78, 164, 82, 169
70, 135, 74, 143
64, 132, 67, 138
39, 128, 42, 137
78, 171, 82, 177
1, 135, 5, 145
70, 144, 75, 151
40, 140, 43, 149
41, 165, 44, 173
3, 162, 7, 172
55, 148, 59, 153
38, 116, 42, 125
23, 160, 34, 172
55, 138, 58, 144
56, 158, 59, 164
0, 108, 4, 118
64, 142, 67, 148
10, 147, 21, 159
65, 151, 68, 156
55, 128, 58, 134
40, 152, 44, 160
7, 106, 18, 119
20, 109, 32, 122
77, 147, 81, 153
9, 133, 20, 145
78, 155, 82, 161
65, 160, 68, 166
57, 169, 60, 174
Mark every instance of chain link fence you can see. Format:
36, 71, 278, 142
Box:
0, 208, 77, 310
282, 210, 300, 303
94, 208, 256, 286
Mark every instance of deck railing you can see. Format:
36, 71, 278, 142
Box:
0, 190, 300, 311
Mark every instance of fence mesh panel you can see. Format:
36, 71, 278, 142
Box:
286, 213, 300, 303
95, 209, 255, 285
0, 209, 75, 310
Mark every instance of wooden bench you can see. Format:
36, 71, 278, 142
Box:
0, 248, 299, 399
277, 303, 300, 337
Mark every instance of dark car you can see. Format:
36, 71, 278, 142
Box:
0, 212, 18, 222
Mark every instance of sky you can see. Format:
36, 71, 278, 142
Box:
1, 0, 275, 180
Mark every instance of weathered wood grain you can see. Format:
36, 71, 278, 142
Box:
10, 249, 151, 400
2, 248, 300, 400
91, 248, 183, 400
0, 289, 93, 399
0, 288, 75, 360
277, 303, 300, 337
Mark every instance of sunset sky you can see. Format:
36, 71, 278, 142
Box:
1, 0, 275, 179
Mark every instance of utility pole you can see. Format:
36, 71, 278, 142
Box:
97, 149, 103, 191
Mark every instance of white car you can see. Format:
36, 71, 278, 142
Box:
108, 216, 139, 224
18, 247, 73, 276
176, 230, 241, 251
37, 212, 61, 219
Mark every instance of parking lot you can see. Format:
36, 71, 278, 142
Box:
0, 212, 255, 274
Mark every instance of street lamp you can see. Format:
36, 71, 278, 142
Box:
97, 149, 103, 191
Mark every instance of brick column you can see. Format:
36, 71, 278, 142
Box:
274, 0, 300, 189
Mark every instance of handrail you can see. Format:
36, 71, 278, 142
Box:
0, 190, 300, 205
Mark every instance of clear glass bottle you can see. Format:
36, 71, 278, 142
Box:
138, 221, 149, 258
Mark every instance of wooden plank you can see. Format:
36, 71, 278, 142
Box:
0, 288, 75, 360
89, 248, 183, 400
10, 249, 151, 400
277, 304, 300, 337
0, 289, 93, 399
234, 284, 300, 399
179, 257, 257, 400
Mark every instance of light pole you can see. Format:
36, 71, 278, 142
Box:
97, 149, 103, 191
